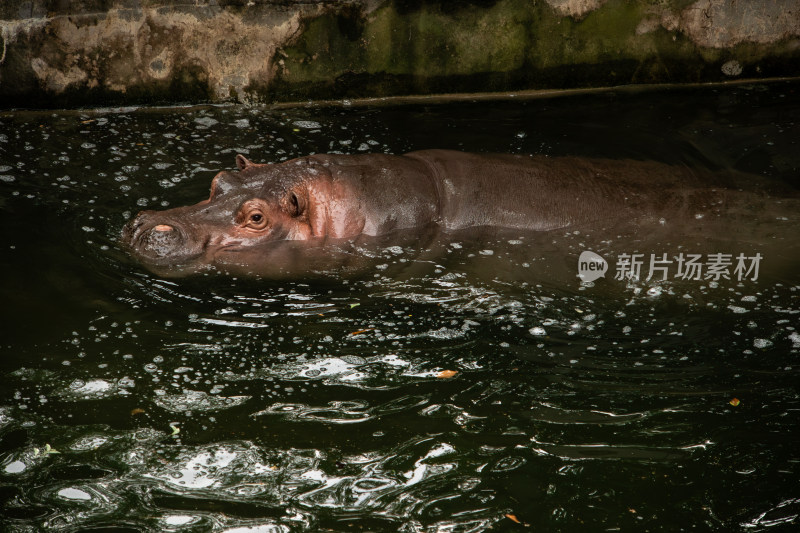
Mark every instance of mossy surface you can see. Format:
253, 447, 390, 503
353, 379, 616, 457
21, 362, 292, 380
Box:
270, 0, 800, 102
1, 0, 799, 108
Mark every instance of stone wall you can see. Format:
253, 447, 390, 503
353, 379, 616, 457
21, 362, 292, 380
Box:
1, 0, 799, 108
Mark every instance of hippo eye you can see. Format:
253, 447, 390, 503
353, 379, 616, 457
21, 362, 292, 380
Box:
237, 199, 270, 231
245, 210, 268, 230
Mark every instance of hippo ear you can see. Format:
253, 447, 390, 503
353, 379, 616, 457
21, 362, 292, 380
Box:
236, 154, 254, 171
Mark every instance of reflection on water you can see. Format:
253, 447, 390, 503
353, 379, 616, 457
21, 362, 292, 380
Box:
0, 82, 799, 531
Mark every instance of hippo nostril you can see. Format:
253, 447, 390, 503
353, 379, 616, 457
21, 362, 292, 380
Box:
138, 223, 185, 258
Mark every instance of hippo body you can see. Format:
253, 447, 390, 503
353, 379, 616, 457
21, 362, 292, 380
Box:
121, 150, 750, 277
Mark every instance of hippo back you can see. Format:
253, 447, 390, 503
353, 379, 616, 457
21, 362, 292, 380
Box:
406, 150, 717, 231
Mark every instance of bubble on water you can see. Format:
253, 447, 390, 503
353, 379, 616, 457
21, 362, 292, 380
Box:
424, 327, 466, 340
69, 379, 110, 394
57, 487, 92, 501
647, 286, 663, 297
753, 338, 773, 349
4, 460, 26, 474
194, 117, 219, 128
0, 175, 15, 183
293, 120, 321, 129
384, 246, 403, 255
164, 515, 196, 526
728, 306, 748, 314
70, 435, 110, 452
790, 332, 800, 348
529, 326, 547, 336
154, 390, 251, 412
340, 355, 367, 365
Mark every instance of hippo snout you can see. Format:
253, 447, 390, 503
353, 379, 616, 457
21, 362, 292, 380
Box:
138, 224, 184, 258
123, 211, 193, 262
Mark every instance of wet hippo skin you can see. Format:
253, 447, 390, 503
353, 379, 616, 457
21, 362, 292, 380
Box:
120, 149, 767, 278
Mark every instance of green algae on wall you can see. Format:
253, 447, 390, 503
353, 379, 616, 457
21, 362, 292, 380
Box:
1, 0, 799, 108
269, 0, 800, 101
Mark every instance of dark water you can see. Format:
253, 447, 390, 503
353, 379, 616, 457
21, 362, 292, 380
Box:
1, 82, 799, 532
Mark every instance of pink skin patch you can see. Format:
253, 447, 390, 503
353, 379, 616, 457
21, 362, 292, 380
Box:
153, 224, 173, 232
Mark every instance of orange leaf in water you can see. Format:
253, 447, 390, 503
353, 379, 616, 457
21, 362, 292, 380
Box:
729, 398, 740, 406
505, 513, 522, 524
130, 408, 146, 416
349, 328, 374, 336
437, 370, 458, 379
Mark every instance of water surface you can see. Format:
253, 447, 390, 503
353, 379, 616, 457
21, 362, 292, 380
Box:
1, 82, 799, 532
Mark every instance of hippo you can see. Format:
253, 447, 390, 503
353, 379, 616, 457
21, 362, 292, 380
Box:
121, 149, 784, 278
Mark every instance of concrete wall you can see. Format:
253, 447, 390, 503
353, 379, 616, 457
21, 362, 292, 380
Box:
1, 0, 799, 108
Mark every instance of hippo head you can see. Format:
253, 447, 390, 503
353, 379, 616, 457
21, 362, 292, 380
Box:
121, 155, 357, 276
